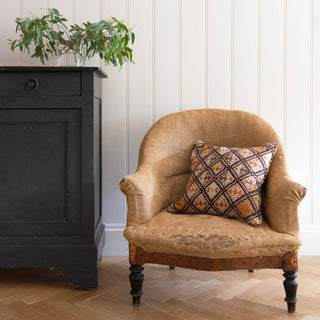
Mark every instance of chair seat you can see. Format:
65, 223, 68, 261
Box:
124, 210, 301, 259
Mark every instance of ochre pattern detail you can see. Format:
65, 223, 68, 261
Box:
167, 140, 277, 226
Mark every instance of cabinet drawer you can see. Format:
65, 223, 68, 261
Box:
0, 72, 81, 96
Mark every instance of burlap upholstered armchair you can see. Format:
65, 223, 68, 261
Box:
120, 109, 306, 313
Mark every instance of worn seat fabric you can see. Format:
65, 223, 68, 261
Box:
124, 210, 301, 259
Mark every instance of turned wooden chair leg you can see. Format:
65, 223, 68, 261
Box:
129, 264, 144, 306
283, 270, 298, 313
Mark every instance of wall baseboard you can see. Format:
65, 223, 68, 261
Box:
299, 227, 320, 256
102, 224, 127, 256
102, 226, 320, 257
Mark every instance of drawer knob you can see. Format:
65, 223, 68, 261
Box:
25, 78, 38, 90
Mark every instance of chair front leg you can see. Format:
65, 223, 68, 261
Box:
283, 270, 298, 313
129, 245, 145, 305
129, 264, 144, 305
282, 252, 298, 313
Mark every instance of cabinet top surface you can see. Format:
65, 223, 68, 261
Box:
0, 66, 107, 78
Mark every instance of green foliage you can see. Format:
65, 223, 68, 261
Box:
8, 8, 135, 67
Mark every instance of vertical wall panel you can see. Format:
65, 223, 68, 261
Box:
286, 0, 311, 225
101, 0, 127, 226
21, 0, 47, 65
207, 0, 232, 109
75, 0, 100, 66
181, 0, 206, 110
75, 0, 99, 23
0, 0, 19, 66
154, 0, 179, 121
312, 0, 320, 225
128, 0, 153, 173
48, 0, 73, 22
260, 0, 284, 141
233, 0, 258, 113
21, 0, 46, 16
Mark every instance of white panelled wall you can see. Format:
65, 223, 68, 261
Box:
0, 0, 318, 255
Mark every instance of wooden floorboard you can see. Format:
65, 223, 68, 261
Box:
0, 256, 318, 319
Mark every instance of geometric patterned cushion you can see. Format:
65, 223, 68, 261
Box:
167, 140, 277, 226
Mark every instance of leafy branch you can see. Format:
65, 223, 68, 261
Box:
8, 8, 135, 67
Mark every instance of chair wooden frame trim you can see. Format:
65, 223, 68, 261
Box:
128, 244, 299, 313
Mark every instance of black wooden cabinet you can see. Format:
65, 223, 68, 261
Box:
0, 66, 106, 288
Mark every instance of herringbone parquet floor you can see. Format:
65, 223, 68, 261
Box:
0, 256, 318, 320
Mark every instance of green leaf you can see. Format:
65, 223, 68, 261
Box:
29, 20, 35, 30
51, 31, 59, 40
39, 54, 45, 64
117, 39, 123, 50
24, 33, 33, 43
25, 20, 31, 30
52, 8, 60, 15
117, 53, 123, 66
36, 27, 42, 39
32, 31, 38, 43
46, 31, 54, 41
49, 41, 56, 51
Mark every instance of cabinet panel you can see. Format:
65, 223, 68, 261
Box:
0, 121, 66, 220
0, 108, 81, 235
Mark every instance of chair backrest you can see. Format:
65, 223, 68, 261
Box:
137, 109, 287, 213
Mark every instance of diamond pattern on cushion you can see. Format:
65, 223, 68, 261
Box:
167, 140, 277, 226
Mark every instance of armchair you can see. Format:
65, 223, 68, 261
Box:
120, 109, 306, 313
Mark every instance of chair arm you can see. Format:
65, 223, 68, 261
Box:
263, 171, 307, 236
119, 168, 162, 227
